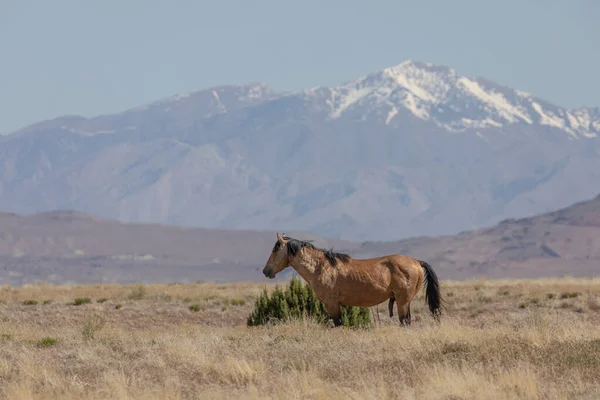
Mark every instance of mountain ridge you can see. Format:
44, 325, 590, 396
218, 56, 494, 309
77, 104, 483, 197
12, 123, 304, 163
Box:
12, 60, 600, 139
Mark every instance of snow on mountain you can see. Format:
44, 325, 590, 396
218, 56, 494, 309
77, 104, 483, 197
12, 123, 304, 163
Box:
129, 82, 274, 114
1, 60, 599, 241
316, 61, 598, 138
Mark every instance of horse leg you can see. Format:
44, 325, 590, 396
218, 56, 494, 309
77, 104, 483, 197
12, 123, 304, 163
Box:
324, 302, 342, 327
396, 301, 411, 327
388, 296, 395, 318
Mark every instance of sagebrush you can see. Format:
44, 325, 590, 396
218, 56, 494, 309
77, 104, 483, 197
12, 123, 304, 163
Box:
247, 276, 372, 328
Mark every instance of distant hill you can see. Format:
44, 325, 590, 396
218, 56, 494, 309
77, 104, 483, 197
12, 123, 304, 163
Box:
0, 193, 599, 285
352, 194, 600, 280
1, 60, 599, 241
0, 210, 356, 285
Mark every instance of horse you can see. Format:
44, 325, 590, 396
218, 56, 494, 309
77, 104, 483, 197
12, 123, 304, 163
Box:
262, 233, 443, 327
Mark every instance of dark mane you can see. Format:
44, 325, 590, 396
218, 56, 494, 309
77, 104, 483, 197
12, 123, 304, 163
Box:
283, 235, 351, 266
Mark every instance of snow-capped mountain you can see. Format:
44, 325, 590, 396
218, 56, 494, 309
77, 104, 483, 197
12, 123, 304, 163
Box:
297, 61, 599, 137
1, 61, 599, 241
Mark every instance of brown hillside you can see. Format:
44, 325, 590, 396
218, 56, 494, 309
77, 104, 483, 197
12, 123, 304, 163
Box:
0, 210, 357, 285
352, 194, 600, 279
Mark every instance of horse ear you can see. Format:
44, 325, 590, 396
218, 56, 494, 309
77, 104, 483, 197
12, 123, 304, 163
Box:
276, 232, 283, 242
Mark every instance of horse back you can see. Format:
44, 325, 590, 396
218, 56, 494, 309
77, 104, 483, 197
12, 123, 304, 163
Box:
350, 253, 422, 283
379, 254, 425, 297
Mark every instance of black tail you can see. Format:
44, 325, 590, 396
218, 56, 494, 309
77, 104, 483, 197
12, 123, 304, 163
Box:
419, 260, 443, 321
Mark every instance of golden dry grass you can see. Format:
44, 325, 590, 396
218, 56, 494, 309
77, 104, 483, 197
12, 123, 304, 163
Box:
0, 277, 599, 399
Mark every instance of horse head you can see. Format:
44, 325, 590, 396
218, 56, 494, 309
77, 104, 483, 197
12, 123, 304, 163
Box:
262, 233, 291, 279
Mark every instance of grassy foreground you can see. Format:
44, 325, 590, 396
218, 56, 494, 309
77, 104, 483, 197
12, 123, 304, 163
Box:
0, 278, 599, 399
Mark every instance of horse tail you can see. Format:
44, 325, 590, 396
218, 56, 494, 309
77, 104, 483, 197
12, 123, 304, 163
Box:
419, 260, 443, 321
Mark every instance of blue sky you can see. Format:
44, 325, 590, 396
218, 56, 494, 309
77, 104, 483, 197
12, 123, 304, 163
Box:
1, 0, 598, 134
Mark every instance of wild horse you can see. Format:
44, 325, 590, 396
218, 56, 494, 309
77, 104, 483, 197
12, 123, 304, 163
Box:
262, 233, 443, 326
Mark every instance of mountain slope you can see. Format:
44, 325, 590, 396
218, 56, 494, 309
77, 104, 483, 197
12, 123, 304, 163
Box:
1, 61, 599, 241
353, 193, 600, 280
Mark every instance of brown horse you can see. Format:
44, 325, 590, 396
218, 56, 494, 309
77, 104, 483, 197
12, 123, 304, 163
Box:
262, 233, 443, 327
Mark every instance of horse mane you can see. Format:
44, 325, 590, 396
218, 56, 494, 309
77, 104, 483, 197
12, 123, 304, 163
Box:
283, 235, 351, 266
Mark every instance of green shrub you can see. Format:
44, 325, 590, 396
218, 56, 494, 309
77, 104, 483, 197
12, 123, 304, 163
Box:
37, 337, 57, 347
189, 304, 201, 312
22, 300, 38, 305
519, 302, 528, 309
73, 297, 92, 306
560, 292, 580, 299
247, 276, 371, 329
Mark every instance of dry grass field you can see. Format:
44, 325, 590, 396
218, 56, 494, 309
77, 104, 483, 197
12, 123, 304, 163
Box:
0, 277, 599, 399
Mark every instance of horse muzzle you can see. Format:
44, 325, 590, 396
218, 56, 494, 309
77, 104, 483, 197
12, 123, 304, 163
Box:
262, 265, 276, 279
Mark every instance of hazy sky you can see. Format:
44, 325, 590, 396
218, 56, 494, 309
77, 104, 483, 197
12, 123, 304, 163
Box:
1, 0, 598, 134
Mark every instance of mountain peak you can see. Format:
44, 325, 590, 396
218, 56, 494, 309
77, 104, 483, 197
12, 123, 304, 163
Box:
383, 59, 455, 74
380, 60, 458, 104
318, 60, 599, 138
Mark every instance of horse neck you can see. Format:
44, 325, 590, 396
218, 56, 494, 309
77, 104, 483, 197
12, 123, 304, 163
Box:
289, 248, 325, 284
